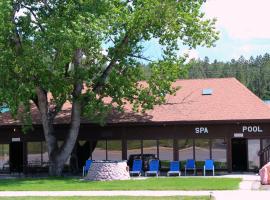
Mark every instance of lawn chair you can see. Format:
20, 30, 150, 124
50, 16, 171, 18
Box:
167, 161, 181, 176
204, 159, 215, 176
184, 159, 196, 176
145, 159, 159, 177
130, 159, 143, 176
82, 160, 92, 176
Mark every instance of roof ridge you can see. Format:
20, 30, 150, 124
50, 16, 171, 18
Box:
176, 77, 236, 82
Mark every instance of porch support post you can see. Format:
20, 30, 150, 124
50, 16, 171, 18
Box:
121, 127, 127, 160
173, 139, 179, 161
227, 137, 232, 172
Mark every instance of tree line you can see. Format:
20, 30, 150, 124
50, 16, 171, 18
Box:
186, 53, 270, 100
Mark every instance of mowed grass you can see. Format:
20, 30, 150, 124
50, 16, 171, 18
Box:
0, 197, 210, 200
0, 177, 240, 191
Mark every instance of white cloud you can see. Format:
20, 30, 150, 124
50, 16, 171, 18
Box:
203, 0, 270, 39
231, 44, 270, 59
181, 49, 199, 62
238, 44, 256, 54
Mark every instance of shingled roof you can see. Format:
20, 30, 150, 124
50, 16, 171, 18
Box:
1, 77, 270, 125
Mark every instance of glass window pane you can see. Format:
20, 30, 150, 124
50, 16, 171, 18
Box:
127, 140, 141, 159
159, 139, 173, 171
195, 139, 210, 168
27, 142, 41, 165
212, 139, 227, 169
159, 140, 173, 161
262, 139, 270, 148
107, 140, 122, 160
179, 139, 193, 161
143, 140, 157, 157
248, 139, 260, 171
0, 144, 9, 171
92, 140, 106, 160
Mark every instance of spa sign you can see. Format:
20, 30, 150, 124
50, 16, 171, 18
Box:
195, 127, 209, 134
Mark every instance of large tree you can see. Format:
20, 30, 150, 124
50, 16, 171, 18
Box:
0, 0, 218, 176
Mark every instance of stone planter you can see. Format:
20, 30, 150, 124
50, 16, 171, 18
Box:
84, 160, 130, 181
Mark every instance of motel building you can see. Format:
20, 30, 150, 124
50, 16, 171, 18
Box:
1, 77, 270, 174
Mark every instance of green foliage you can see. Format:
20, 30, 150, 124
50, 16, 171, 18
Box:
0, 0, 218, 124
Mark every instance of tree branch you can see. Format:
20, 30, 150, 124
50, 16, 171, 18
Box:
11, 1, 22, 54
93, 34, 129, 93
21, 4, 45, 32
127, 54, 153, 62
48, 98, 66, 120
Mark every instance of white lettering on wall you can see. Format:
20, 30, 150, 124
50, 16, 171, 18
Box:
242, 126, 263, 133
195, 127, 208, 134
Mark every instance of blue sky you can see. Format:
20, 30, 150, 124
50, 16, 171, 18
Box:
143, 0, 270, 63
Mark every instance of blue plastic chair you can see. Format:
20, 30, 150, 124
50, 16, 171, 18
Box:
184, 159, 196, 176
145, 159, 159, 177
130, 159, 143, 176
167, 161, 181, 176
204, 159, 215, 176
82, 160, 92, 176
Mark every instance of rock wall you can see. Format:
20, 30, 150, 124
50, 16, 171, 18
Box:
84, 161, 130, 181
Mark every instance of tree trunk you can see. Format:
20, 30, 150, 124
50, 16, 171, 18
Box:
35, 49, 83, 176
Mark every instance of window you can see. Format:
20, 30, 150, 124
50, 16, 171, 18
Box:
0, 144, 9, 171
248, 139, 260, 171
143, 140, 157, 157
212, 139, 227, 169
195, 139, 210, 168
158, 139, 173, 161
27, 142, 42, 165
179, 139, 193, 161
159, 139, 173, 170
92, 140, 107, 160
107, 140, 122, 160
202, 88, 213, 95
127, 140, 142, 159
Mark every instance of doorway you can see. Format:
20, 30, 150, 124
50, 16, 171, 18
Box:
9, 142, 24, 173
232, 138, 248, 171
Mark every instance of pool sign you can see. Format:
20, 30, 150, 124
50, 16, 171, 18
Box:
242, 125, 263, 133
195, 127, 208, 134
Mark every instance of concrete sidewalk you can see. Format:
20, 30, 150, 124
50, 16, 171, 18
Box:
0, 190, 270, 200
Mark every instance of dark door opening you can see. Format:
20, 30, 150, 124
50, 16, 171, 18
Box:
232, 138, 247, 171
9, 142, 24, 173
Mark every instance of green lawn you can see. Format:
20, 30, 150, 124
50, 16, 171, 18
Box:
0, 177, 240, 191
0, 197, 211, 200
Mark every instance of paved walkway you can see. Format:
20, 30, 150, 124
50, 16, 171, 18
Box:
0, 190, 270, 200
0, 174, 268, 199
